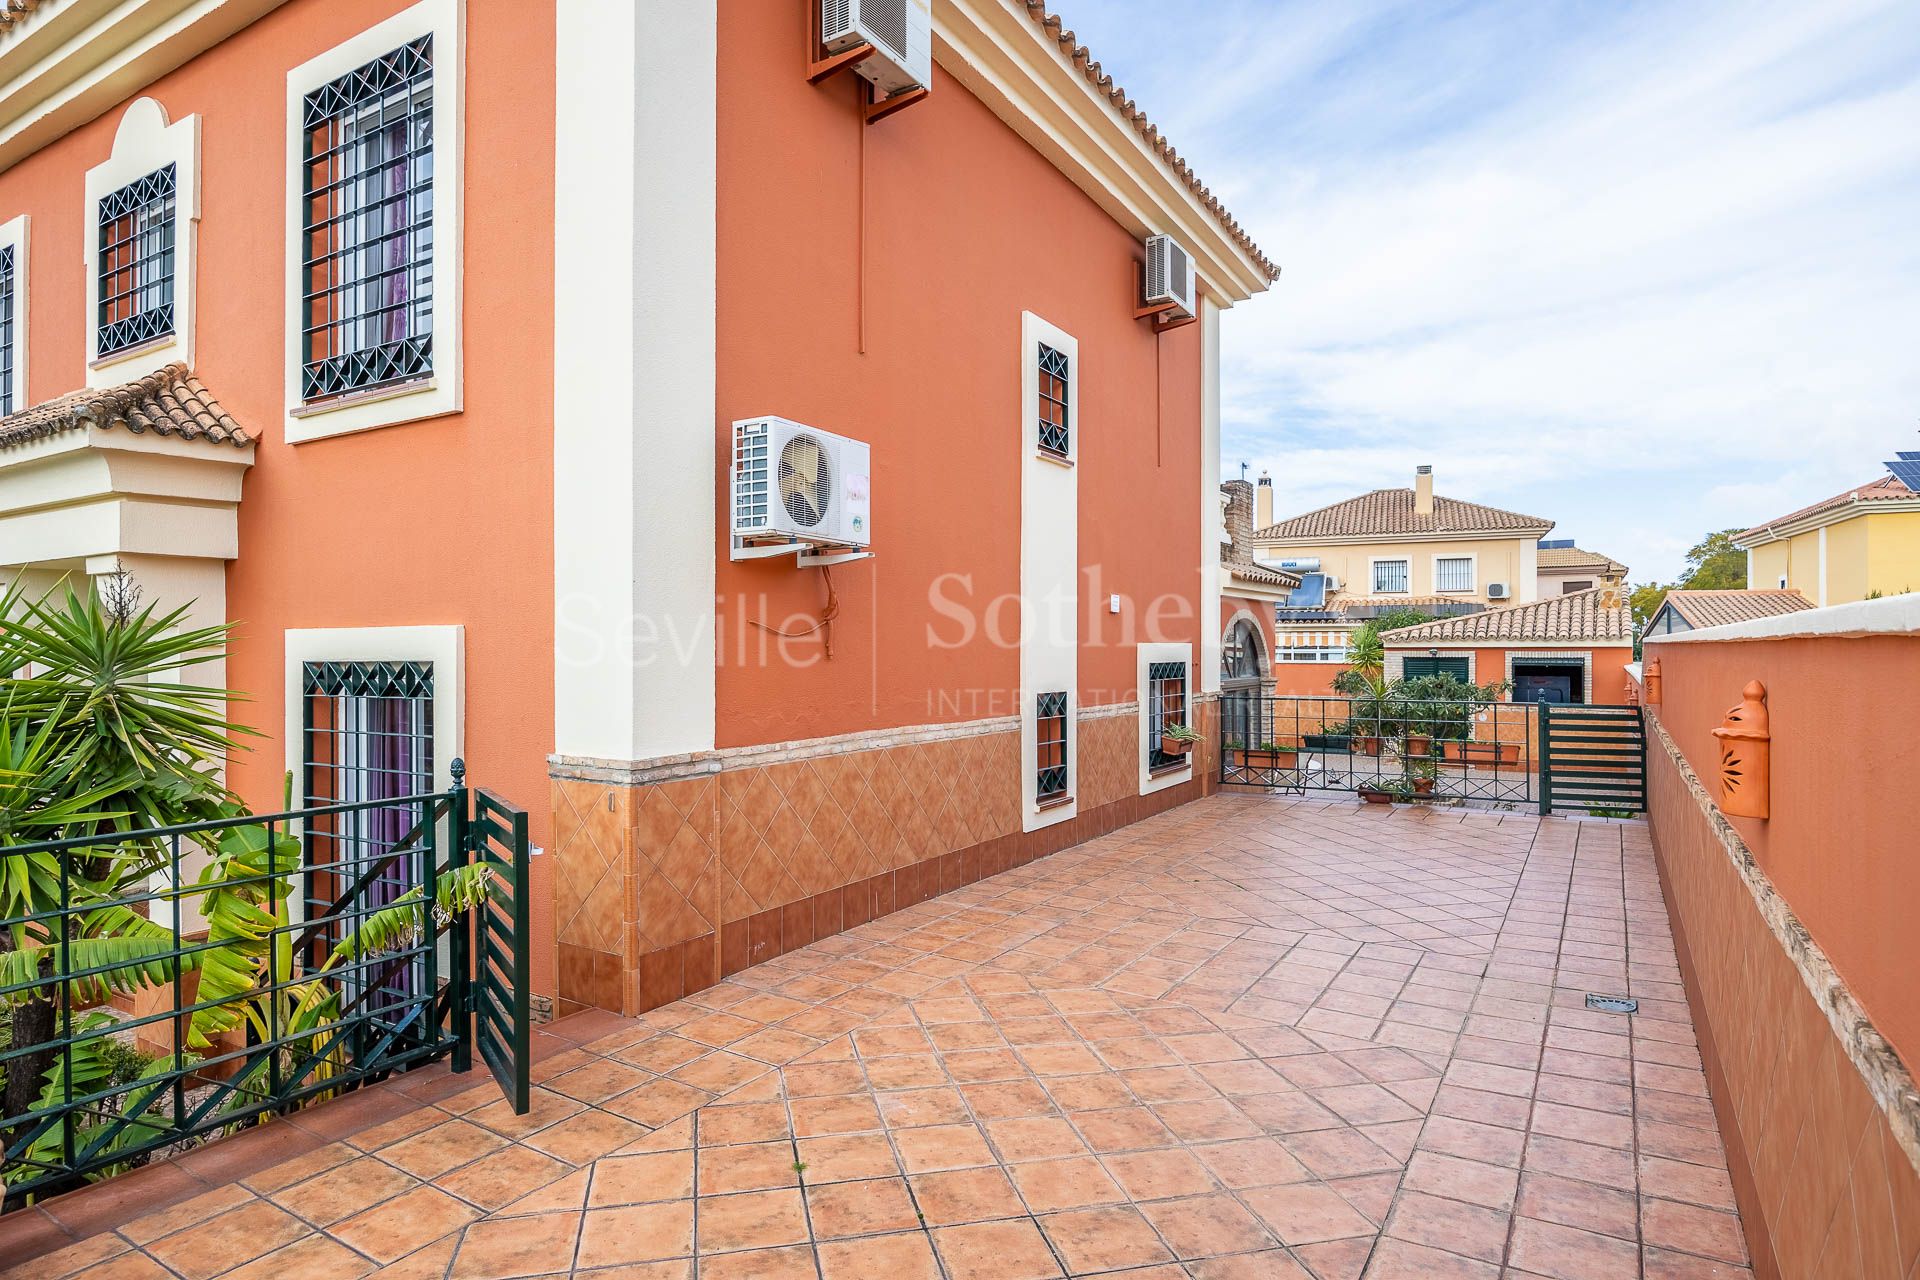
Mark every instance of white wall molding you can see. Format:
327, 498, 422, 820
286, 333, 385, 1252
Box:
0, 213, 28, 411
1020, 310, 1078, 832
552, 0, 716, 764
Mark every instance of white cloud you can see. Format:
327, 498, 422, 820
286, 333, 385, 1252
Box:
1057, 0, 1920, 580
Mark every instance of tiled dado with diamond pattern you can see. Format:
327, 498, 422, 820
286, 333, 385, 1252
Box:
548, 702, 1219, 1016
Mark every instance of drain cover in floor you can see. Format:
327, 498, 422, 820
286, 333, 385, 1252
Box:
1585, 993, 1638, 1014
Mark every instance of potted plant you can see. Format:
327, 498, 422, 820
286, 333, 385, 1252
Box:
1224, 736, 1246, 768
1443, 738, 1522, 766
1406, 754, 1439, 797
1160, 723, 1200, 757
1246, 740, 1297, 768
1356, 782, 1395, 804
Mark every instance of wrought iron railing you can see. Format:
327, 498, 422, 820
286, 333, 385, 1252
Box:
0, 774, 507, 1208
1219, 692, 1538, 804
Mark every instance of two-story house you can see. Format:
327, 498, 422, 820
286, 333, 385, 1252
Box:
1734, 452, 1920, 605
0, 0, 1275, 1018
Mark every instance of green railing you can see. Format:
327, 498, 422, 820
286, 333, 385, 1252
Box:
0, 764, 526, 1208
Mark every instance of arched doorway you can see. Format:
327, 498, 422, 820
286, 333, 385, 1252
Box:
1221, 614, 1269, 749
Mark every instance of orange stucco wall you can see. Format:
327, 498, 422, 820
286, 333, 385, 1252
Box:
712, 3, 1205, 744
0, 0, 558, 994
1648, 632, 1920, 1074
1271, 661, 1344, 696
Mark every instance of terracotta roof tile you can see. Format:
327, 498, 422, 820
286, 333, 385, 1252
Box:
1021, 3, 1277, 282
1380, 587, 1631, 645
1660, 589, 1813, 629
0, 363, 251, 451
1256, 488, 1554, 540
1537, 545, 1626, 575
1737, 474, 1916, 542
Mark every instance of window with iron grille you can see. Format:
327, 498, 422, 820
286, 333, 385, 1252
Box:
301, 660, 434, 1011
1372, 559, 1409, 594
1037, 342, 1070, 457
1036, 691, 1068, 803
1147, 661, 1188, 769
0, 244, 14, 416
1435, 557, 1473, 593
300, 36, 434, 402
96, 164, 176, 358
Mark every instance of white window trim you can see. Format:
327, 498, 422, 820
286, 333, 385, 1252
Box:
283, 625, 465, 797
0, 214, 26, 412
83, 98, 198, 386
1431, 552, 1476, 595
1020, 310, 1078, 831
283, 0, 465, 443
1368, 555, 1411, 595
1137, 642, 1194, 795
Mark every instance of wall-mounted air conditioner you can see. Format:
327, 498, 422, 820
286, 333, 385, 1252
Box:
1487, 582, 1510, 599
822, 0, 932, 99
1144, 234, 1196, 319
732, 417, 871, 549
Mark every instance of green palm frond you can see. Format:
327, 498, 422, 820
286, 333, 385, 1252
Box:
0, 934, 193, 1009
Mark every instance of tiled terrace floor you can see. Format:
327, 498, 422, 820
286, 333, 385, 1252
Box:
7, 795, 1750, 1279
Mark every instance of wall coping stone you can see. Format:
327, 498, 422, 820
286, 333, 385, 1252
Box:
1645, 593, 1920, 644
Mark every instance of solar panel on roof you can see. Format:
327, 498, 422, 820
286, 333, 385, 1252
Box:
1888, 452, 1920, 492
1538, 538, 1575, 549
1286, 573, 1327, 608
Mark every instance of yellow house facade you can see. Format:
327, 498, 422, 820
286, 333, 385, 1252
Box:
1736, 473, 1920, 606
1251, 466, 1554, 607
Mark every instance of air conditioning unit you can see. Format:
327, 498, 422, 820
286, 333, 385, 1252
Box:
1144, 234, 1196, 319
1487, 582, 1510, 599
822, 0, 932, 99
732, 417, 871, 548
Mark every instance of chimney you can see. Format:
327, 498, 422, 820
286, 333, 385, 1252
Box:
1255, 471, 1274, 530
1221, 480, 1253, 551
1414, 465, 1434, 518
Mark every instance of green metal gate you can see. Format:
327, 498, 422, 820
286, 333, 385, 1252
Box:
1538, 703, 1647, 814
452, 768, 533, 1114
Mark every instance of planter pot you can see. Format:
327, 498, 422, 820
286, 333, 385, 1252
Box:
1354, 736, 1385, 757
1357, 786, 1395, 805
1160, 735, 1195, 757
1412, 777, 1436, 796
1225, 749, 1248, 768
1442, 740, 1521, 766
1304, 734, 1352, 752
1403, 735, 1433, 759
1246, 749, 1298, 769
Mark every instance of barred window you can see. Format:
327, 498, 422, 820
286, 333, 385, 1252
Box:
1037, 342, 1070, 456
300, 36, 434, 401
1435, 557, 1473, 593
0, 244, 14, 415
96, 164, 176, 358
302, 659, 434, 1013
1036, 691, 1068, 803
1372, 559, 1409, 594
1147, 661, 1188, 770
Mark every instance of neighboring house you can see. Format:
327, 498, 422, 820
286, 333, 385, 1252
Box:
1642, 588, 1813, 638
1256, 464, 1554, 694
1535, 539, 1627, 597
1253, 464, 1555, 608
1379, 586, 1635, 705
0, 1, 1275, 1017
1734, 453, 1920, 605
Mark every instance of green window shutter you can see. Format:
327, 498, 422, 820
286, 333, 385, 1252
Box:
1402, 657, 1470, 682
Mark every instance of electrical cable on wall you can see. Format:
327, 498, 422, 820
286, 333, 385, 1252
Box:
750, 564, 841, 658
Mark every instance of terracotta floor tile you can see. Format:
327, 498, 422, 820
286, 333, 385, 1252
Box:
931, 1218, 1064, 1280
804, 1177, 922, 1237
67, 1254, 172, 1279
1641, 1197, 1749, 1264
1, 1232, 127, 1280
1517, 1171, 1640, 1241
273, 1155, 421, 1226
1190, 1136, 1312, 1189
1102, 1147, 1221, 1201
589, 1150, 695, 1206
437, 1146, 575, 1212
119, 1183, 256, 1245
795, 1132, 901, 1183
1506, 1215, 1640, 1280
523, 1111, 650, 1165
1384, 1189, 1510, 1263
1008, 1154, 1127, 1212
907, 1167, 1024, 1225
789, 1094, 883, 1138
699, 1141, 803, 1195
816, 1230, 944, 1280
893, 1122, 997, 1173
984, 1116, 1089, 1162
1137, 1192, 1280, 1259
696, 1244, 817, 1279
696, 1188, 809, 1253
1362, 1237, 1500, 1279
1074, 1105, 1177, 1153
449, 1211, 581, 1279
878, 1086, 972, 1128
221, 1232, 375, 1280
1039, 1204, 1175, 1272
575, 1201, 694, 1269
142, 1200, 314, 1280
331, 1185, 482, 1264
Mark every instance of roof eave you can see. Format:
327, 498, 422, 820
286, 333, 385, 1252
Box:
1734, 496, 1920, 547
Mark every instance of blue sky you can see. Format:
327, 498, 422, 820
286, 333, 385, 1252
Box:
1060, 0, 1920, 582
